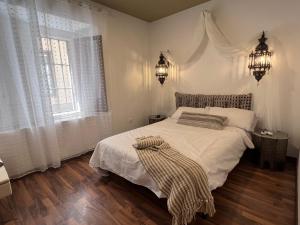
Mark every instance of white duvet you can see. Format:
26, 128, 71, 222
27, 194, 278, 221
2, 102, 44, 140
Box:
89, 118, 254, 198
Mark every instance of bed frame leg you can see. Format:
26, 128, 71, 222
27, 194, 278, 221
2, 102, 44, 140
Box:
201, 213, 208, 219
97, 168, 110, 177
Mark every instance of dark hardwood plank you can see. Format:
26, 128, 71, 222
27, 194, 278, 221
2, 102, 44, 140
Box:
0, 153, 296, 225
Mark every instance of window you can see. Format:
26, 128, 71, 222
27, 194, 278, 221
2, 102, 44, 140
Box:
41, 37, 78, 115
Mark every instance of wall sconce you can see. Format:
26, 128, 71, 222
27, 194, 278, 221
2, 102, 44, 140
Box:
248, 31, 272, 82
155, 52, 169, 85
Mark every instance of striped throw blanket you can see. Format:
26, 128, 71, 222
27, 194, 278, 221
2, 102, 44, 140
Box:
134, 136, 215, 225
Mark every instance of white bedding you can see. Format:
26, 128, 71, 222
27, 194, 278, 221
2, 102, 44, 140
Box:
89, 118, 254, 198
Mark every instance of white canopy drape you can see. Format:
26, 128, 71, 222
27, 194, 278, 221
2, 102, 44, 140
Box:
164, 10, 281, 132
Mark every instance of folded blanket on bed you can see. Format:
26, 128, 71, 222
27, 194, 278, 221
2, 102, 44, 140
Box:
134, 136, 164, 150
134, 136, 215, 225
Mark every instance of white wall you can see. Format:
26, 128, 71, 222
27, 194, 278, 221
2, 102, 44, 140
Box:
81, 6, 153, 135
149, 0, 300, 157
101, 9, 152, 134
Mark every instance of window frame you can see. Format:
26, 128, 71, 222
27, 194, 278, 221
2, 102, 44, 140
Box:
41, 36, 80, 120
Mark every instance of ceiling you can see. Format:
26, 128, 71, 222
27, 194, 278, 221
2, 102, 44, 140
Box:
92, 0, 210, 22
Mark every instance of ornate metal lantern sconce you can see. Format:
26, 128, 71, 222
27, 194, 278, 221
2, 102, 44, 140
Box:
155, 52, 169, 85
248, 31, 272, 82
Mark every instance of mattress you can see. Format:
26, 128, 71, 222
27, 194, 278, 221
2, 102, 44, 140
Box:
89, 118, 254, 198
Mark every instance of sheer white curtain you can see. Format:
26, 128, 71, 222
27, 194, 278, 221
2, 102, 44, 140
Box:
0, 0, 111, 177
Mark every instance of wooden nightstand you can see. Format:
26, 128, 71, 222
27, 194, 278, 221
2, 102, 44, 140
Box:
252, 129, 288, 170
149, 115, 167, 124
0, 161, 12, 199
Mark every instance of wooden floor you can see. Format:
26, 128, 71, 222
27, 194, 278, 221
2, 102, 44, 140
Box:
0, 152, 296, 225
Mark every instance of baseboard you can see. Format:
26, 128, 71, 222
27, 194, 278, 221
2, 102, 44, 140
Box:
11, 149, 94, 181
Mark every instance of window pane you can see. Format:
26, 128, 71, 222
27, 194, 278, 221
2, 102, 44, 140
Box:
44, 54, 56, 89
50, 92, 59, 104
65, 89, 74, 107
54, 65, 64, 88
41, 38, 50, 51
59, 41, 69, 65
50, 39, 61, 64
50, 91, 59, 114
58, 89, 66, 104
62, 66, 72, 88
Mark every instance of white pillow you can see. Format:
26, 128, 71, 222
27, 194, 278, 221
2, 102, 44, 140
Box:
171, 107, 209, 120
207, 107, 257, 132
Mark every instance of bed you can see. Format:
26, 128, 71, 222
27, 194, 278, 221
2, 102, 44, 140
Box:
89, 92, 255, 198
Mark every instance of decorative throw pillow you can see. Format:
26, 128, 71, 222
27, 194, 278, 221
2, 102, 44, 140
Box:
171, 107, 209, 120
177, 112, 227, 130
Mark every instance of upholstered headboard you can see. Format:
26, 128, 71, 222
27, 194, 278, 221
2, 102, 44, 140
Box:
175, 92, 252, 110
